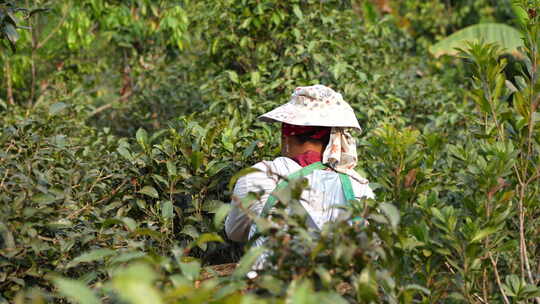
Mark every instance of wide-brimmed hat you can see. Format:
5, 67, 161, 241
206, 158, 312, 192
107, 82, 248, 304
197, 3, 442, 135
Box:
259, 85, 361, 130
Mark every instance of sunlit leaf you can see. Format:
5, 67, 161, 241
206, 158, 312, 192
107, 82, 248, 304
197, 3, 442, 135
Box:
180, 261, 201, 281
190, 151, 204, 172
139, 186, 159, 198
109, 251, 147, 265
116, 146, 133, 162
213, 204, 231, 229
3, 23, 19, 50
166, 160, 176, 177
136, 128, 149, 149
193, 233, 224, 250
67, 248, 116, 268
180, 225, 200, 240
161, 200, 174, 219
232, 246, 265, 279
356, 266, 378, 302
470, 226, 499, 243
112, 263, 163, 304
379, 202, 400, 229
293, 5, 303, 20
430, 23, 524, 58
49, 102, 69, 115
32, 193, 56, 205
226, 70, 239, 83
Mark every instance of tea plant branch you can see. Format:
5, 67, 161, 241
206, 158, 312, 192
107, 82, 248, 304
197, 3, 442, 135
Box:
515, 165, 536, 291
0, 168, 9, 190
25, 0, 36, 105
87, 87, 134, 118
470, 35, 539, 302
35, 7, 69, 50
537, 261, 540, 285
489, 252, 510, 304
526, 165, 540, 184
88, 170, 105, 194
519, 25, 539, 294
67, 202, 90, 220
23, 2, 70, 107
37, 235, 56, 243
93, 178, 129, 205
444, 261, 456, 274
481, 268, 489, 304
483, 80, 505, 140
88, 50, 137, 118
473, 293, 488, 304
4, 58, 15, 105
478, 45, 533, 290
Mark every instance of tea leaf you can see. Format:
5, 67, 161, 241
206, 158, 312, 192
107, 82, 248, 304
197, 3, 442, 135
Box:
136, 128, 149, 148
190, 151, 204, 172
166, 160, 176, 177
32, 193, 56, 205
356, 266, 378, 302
112, 263, 163, 304
470, 226, 498, 243
293, 5, 303, 20
181, 225, 200, 240
180, 261, 201, 281
67, 248, 116, 268
49, 102, 69, 115
161, 200, 174, 219
139, 186, 159, 198
117, 146, 133, 162
379, 202, 400, 229
213, 204, 231, 229
194, 233, 224, 249
232, 246, 265, 280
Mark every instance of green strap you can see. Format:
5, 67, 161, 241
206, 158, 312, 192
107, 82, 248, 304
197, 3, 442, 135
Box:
260, 161, 360, 216
260, 161, 326, 217
339, 173, 364, 224
339, 173, 355, 203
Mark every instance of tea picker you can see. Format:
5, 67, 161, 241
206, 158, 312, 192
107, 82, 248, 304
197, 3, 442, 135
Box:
225, 85, 374, 275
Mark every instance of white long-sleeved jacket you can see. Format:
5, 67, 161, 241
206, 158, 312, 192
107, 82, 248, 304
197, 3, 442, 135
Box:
225, 157, 375, 242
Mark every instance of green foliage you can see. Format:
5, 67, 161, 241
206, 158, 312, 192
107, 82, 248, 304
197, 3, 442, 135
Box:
429, 23, 524, 58
0, 1, 44, 53
391, 0, 517, 46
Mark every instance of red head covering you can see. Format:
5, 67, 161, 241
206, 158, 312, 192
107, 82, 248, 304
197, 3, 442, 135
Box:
282, 123, 331, 167
281, 123, 331, 139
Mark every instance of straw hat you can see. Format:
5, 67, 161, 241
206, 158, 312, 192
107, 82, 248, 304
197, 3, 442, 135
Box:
259, 85, 361, 130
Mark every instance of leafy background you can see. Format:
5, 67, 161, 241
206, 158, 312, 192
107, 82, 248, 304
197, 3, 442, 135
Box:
1, 0, 540, 303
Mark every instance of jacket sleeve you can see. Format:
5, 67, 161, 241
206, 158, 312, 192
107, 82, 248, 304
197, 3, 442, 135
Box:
352, 179, 375, 200
225, 164, 275, 242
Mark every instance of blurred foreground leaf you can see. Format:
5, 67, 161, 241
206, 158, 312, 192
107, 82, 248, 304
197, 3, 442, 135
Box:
52, 277, 100, 304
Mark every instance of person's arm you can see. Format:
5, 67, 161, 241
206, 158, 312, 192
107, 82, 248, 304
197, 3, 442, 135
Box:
225, 164, 276, 242
225, 176, 259, 242
352, 179, 375, 200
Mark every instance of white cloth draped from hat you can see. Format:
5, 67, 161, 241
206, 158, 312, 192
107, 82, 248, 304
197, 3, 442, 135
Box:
323, 127, 367, 183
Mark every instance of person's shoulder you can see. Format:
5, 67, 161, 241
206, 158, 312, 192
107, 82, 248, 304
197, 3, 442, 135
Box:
252, 157, 300, 175
233, 159, 290, 194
